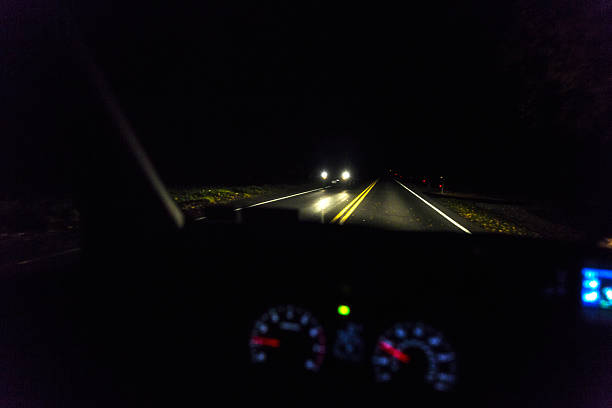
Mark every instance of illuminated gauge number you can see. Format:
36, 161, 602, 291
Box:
249, 305, 326, 373
372, 322, 457, 391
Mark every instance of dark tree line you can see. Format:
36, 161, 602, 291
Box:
497, 0, 611, 196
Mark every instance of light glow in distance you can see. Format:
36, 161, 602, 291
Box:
321, 171, 328, 179
341, 171, 350, 180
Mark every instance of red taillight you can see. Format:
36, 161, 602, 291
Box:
439, 184, 442, 188
422, 179, 426, 183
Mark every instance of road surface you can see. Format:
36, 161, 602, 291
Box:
238, 177, 476, 233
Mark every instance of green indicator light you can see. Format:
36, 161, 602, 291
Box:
337, 305, 351, 316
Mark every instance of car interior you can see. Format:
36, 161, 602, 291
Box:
1, 118, 611, 407
2, 2, 611, 407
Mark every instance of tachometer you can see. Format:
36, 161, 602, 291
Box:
249, 305, 326, 372
372, 322, 457, 391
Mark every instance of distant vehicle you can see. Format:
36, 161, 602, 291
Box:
320, 169, 354, 187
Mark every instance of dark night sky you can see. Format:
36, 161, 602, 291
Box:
1, 0, 611, 202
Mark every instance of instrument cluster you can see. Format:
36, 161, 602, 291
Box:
248, 303, 458, 392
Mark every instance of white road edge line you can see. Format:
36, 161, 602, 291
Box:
235, 186, 329, 211
394, 179, 471, 234
194, 186, 330, 221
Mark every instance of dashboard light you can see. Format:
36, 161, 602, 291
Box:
586, 279, 600, 289
321, 171, 328, 179
342, 171, 350, 180
337, 305, 351, 316
581, 268, 612, 308
583, 291, 599, 303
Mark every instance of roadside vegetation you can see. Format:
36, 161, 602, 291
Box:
168, 184, 317, 219
169, 185, 268, 207
436, 197, 584, 241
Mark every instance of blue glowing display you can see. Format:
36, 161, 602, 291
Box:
585, 280, 600, 289
583, 291, 599, 303
581, 268, 612, 309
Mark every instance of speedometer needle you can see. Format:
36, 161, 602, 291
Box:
251, 336, 280, 348
379, 341, 411, 363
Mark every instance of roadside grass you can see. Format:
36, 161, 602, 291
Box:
168, 183, 324, 219
438, 198, 536, 236
168, 184, 306, 219
436, 197, 584, 241
168, 185, 269, 209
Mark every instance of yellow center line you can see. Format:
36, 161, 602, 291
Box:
330, 179, 379, 225
330, 180, 375, 224
338, 179, 378, 225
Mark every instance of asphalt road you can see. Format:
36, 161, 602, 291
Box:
1, 177, 475, 271
239, 177, 475, 233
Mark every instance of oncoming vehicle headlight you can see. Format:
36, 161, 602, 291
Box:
321, 171, 328, 179
342, 170, 350, 180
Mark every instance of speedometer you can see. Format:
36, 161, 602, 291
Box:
372, 322, 457, 391
249, 305, 326, 373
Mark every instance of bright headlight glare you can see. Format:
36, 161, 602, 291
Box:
315, 197, 331, 211
321, 171, 328, 179
342, 171, 350, 180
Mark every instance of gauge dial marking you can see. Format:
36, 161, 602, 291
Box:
250, 305, 326, 373
372, 322, 457, 390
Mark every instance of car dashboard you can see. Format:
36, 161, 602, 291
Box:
182, 222, 612, 407
0, 221, 611, 407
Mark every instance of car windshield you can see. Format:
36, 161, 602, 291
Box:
1, 0, 611, 264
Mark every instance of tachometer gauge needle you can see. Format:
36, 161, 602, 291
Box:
379, 341, 411, 363
250, 336, 280, 348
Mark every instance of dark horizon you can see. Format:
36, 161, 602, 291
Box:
1, 0, 610, 204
